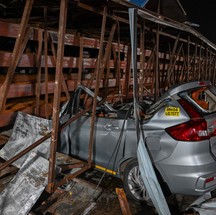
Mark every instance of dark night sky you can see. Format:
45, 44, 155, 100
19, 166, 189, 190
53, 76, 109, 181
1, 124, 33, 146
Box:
179, 0, 216, 44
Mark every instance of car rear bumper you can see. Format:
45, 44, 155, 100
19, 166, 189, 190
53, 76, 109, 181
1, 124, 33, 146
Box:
157, 162, 216, 195
196, 172, 216, 192
156, 140, 216, 195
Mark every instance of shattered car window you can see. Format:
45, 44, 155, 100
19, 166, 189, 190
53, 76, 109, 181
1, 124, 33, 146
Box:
180, 86, 216, 113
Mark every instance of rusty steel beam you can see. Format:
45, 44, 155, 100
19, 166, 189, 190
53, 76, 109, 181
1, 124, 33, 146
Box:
213, 61, 216, 85
85, 23, 117, 95
1, 27, 31, 91
116, 188, 132, 215
48, 32, 70, 100
35, 29, 43, 116
0, 19, 198, 50
52, 165, 89, 191
173, 55, 180, 83
99, 22, 118, 100
166, 34, 180, 84
76, 0, 202, 53
201, 50, 206, 80
112, 44, 118, 88
116, 21, 121, 95
85, 60, 97, 98
145, 46, 156, 74
76, 1, 130, 27
1, 12, 214, 54
143, 45, 156, 89
139, 20, 145, 101
169, 43, 183, 84
0, 17, 180, 57
208, 52, 213, 80
186, 35, 190, 82
0, 52, 126, 69
150, 59, 155, 94
124, 46, 131, 102
0, 78, 133, 99
44, 6, 49, 119
48, 0, 68, 193
192, 42, 198, 81
103, 50, 112, 98
198, 44, 203, 80
101, 23, 117, 78
181, 50, 186, 81
88, 6, 107, 167
205, 47, 209, 80
78, 36, 84, 85
155, 24, 160, 100
161, 53, 168, 85
199, 48, 205, 80
51, 102, 104, 191
0, 20, 128, 52
58, 162, 85, 172
49, 34, 57, 61
60, 76, 70, 102
0, 0, 34, 112
210, 56, 216, 80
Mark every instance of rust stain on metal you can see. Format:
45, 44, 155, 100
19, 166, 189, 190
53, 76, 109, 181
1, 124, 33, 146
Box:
116, 188, 132, 215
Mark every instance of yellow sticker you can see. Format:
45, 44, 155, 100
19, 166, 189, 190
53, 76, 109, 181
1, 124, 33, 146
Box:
165, 107, 180, 116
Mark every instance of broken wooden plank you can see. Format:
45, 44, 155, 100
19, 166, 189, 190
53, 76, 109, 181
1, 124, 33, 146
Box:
116, 188, 132, 215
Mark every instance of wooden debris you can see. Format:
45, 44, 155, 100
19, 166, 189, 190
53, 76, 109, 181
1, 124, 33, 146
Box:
33, 178, 102, 215
116, 188, 132, 215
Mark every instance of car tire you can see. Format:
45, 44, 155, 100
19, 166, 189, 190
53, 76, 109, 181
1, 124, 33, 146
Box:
123, 158, 152, 205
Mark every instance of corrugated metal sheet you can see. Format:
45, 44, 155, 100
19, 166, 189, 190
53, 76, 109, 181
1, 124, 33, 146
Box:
0, 152, 48, 215
0, 112, 51, 168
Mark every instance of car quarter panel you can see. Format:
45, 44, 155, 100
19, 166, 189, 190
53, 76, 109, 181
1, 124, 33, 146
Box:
143, 99, 189, 162
156, 139, 216, 195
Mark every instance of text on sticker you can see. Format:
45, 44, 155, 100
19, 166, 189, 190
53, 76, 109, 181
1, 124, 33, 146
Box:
165, 107, 180, 116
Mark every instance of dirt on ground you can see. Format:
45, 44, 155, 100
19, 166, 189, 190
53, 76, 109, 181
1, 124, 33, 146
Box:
28, 168, 197, 215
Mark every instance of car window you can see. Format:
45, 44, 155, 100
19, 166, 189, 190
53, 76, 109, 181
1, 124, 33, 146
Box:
180, 86, 216, 113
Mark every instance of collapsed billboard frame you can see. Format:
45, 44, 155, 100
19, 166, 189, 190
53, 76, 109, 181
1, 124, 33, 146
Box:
1, 0, 216, 196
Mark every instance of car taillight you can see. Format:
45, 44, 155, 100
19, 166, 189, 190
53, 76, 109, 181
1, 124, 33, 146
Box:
205, 177, 216, 184
166, 119, 209, 141
166, 99, 209, 141
178, 99, 201, 118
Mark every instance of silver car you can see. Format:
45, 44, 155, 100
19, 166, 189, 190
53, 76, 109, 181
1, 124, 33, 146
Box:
59, 81, 216, 204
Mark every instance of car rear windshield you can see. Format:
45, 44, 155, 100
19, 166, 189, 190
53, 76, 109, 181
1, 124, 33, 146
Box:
180, 86, 216, 113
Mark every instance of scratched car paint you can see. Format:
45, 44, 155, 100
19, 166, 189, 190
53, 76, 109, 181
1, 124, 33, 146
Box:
59, 81, 216, 203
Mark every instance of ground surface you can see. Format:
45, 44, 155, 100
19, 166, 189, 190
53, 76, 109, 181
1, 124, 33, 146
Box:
29, 168, 197, 215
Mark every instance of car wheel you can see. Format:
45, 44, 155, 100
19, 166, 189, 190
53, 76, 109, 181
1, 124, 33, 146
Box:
123, 159, 152, 204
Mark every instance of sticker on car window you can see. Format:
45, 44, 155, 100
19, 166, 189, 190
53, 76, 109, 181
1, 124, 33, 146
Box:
165, 107, 180, 116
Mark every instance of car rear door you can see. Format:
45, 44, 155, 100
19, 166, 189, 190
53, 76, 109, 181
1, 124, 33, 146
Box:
66, 115, 127, 171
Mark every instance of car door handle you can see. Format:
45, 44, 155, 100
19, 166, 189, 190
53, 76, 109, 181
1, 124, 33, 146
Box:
104, 124, 119, 131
